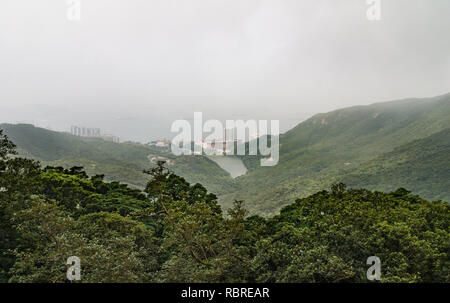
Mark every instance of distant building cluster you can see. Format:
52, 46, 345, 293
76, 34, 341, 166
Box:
70, 126, 120, 143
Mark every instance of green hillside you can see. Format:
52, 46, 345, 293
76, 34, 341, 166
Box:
341, 128, 450, 201
0, 123, 237, 194
2, 93, 449, 217
2, 129, 448, 282
220, 93, 450, 215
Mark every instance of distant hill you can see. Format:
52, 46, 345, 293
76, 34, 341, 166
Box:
2, 93, 449, 216
341, 128, 450, 202
220, 93, 450, 215
0, 123, 237, 194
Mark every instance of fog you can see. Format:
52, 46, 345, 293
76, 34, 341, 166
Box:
1, 0, 449, 141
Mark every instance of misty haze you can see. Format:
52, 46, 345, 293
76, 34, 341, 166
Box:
0, 0, 449, 287
1, 0, 449, 141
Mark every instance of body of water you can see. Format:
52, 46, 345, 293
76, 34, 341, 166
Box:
207, 156, 248, 178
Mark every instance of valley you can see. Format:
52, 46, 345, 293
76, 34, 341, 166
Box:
2, 93, 449, 217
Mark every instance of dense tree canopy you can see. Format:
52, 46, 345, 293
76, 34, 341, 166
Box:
0, 132, 448, 282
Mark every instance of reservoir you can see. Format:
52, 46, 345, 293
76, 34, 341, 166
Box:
207, 156, 248, 178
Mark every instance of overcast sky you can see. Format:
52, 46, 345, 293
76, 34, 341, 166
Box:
0, 0, 449, 141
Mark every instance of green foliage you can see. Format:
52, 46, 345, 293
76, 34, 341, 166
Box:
1, 141, 448, 282
251, 185, 449, 282
1, 93, 449, 283
2, 93, 449, 218
9, 198, 157, 282
221, 94, 450, 216
0, 123, 237, 193
0, 129, 17, 160
342, 128, 450, 202
0, 143, 256, 282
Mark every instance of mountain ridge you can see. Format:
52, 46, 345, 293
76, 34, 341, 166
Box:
220, 93, 450, 215
2, 92, 449, 216
0, 123, 238, 194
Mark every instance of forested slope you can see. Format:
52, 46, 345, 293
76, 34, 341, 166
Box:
342, 128, 450, 201
0, 130, 448, 283
2, 93, 449, 217
221, 93, 450, 215
0, 123, 237, 194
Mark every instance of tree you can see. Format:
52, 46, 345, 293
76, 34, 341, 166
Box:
0, 129, 16, 160
9, 198, 158, 282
